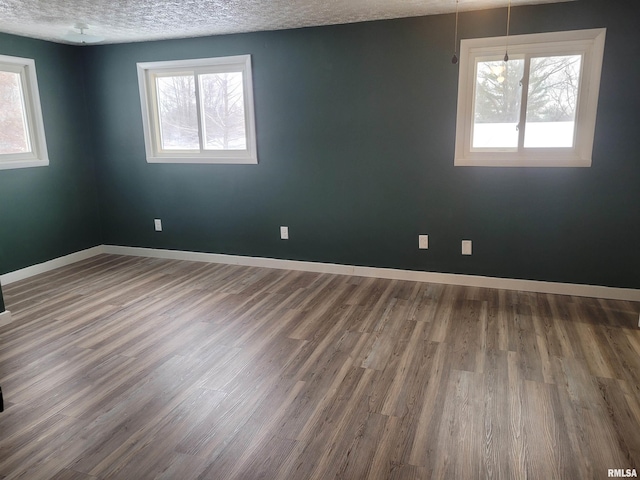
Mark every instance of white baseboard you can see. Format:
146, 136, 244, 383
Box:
1, 244, 638, 303
0, 310, 12, 328
102, 245, 356, 275
0, 246, 104, 285
102, 245, 640, 302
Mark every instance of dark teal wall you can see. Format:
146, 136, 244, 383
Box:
1, 1, 638, 289
84, 0, 640, 289
0, 34, 102, 275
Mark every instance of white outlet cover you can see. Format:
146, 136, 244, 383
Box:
419, 235, 429, 249
154, 219, 162, 232
280, 226, 289, 239
462, 240, 472, 255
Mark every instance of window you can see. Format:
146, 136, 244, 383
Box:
0, 54, 49, 170
137, 55, 258, 164
454, 29, 606, 167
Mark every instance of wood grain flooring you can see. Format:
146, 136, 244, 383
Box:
0, 254, 639, 479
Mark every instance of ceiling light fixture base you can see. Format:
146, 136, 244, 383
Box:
63, 22, 104, 44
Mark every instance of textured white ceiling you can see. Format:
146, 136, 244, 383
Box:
0, 0, 573, 45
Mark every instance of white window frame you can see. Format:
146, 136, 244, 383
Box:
454, 29, 606, 167
137, 55, 258, 165
0, 54, 49, 170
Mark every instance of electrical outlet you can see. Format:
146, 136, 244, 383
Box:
419, 235, 429, 249
462, 240, 472, 255
154, 219, 162, 232
280, 226, 289, 240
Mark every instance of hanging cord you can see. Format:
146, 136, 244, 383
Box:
452, 0, 459, 64
504, 0, 511, 61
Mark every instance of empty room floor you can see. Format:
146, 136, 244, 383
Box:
0, 254, 639, 479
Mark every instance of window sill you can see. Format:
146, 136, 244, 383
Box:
0, 158, 49, 170
145, 154, 257, 165
454, 152, 591, 168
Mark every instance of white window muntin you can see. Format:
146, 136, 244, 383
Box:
454, 29, 606, 167
0, 55, 49, 170
137, 55, 258, 164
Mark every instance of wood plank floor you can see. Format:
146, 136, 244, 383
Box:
1, 254, 639, 479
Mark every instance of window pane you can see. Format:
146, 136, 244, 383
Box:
524, 55, 582, 148
0, 71, 30, 154
472, 59, 524, 149
199, 72, 247, 150
156, 75, 199, 150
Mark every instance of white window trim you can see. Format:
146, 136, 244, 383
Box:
0, 54, 49, 170
454, 28, 606, 167
137, 55, 258, 165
